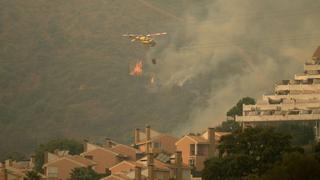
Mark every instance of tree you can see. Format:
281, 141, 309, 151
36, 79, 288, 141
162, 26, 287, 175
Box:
34, 139, 83, 172
69, 167, 102, 180
202, 127, 295, 180
274, 122, 314, 146
256, 152, 320, 180
203, 154, 256, 180
227, 97, 255, 117
215, 119, 240, 132
315, 142, 320, 162
24, 170, 41, 180
219, 128, 292, 161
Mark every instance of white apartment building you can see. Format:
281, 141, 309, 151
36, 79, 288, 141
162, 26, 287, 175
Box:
236, 46, 320, 141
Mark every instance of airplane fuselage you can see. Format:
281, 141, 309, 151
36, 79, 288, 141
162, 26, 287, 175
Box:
134, 36, 156, 47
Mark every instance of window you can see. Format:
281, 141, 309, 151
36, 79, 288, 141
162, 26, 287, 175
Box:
190, 144, 195, 155
47, 167, 58, 178
155, 172, 164, 180
153, 142, 161, 148
189, 159, 195, 167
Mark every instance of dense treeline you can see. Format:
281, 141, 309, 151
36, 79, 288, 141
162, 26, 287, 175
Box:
202, 127, 320, 180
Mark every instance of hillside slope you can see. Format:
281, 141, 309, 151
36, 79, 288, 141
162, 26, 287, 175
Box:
0, 0, 210, 158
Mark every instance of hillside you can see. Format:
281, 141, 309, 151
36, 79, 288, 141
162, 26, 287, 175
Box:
0, 0, 211, 158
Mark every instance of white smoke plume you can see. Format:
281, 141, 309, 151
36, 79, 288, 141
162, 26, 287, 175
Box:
148, 0, 320, 134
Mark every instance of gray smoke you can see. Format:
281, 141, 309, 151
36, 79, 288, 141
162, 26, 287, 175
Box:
148, 0, 320, 134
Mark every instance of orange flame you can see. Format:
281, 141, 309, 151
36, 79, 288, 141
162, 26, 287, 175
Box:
130, 61, 143, 76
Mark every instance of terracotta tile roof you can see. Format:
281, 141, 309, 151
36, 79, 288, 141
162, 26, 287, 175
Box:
101, 173, 131, 180
82, 147, 120, 157
154, 159, 189, 170
68, 155, 96, 166
177, 130, 231, 145
111, 144, 142, 154
313, 46, 320, 59
43, 155, 96, 168
109, 161, 144, 171
153, 160, 170, 171
125, 161, 144, 168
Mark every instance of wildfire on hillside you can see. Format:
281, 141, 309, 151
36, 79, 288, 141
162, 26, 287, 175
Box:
130, 60, 143, 76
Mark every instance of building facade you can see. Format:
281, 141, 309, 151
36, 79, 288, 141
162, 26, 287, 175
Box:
133, 125, 178, 154
236, 46, 320, 141
175, 128, 230, 172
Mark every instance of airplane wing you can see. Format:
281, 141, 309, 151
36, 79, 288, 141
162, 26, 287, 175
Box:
147, 32, 167, 37
122, 34, 137, 38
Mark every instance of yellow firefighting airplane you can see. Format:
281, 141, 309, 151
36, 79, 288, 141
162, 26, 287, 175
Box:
122, 32, 167, 47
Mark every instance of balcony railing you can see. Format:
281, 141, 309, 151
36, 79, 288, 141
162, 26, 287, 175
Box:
304, 64, 320, 71
263, 94, 320, 101
295, 74, 320, 80
275, 84, 320, 93
236, 113, 320, 122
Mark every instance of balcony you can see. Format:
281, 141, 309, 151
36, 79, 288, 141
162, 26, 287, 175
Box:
275, 84, 320, 93
295, 73, 320, 80
263, 94, 320, 101
304, 64, 320, 71
243, 102, 320, 112
236, 113, 320, 122
189, 144, 208, 157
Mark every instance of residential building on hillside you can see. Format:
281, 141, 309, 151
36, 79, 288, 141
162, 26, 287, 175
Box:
175, 128, 230, 172
236, 46, 320, 141
111, 144, 144, 161
109, 161, 144, 175
101, 173, 132, 180
103, 151, 190, 180
0, 157, 43, 180
82, 139, 143, 174
133, 125, 178, 154
42, 151, 96, 180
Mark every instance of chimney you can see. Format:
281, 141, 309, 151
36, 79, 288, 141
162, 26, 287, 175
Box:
0, 163, 6, 180
147, 153, 154, 180
44, 152, 49, 164
83, 139, 89, 152
175, 151, 183, 180
105, 138, 113, 148
4, 160, 12, 167
29, 155, 35, 169
134, 166, 142, 180
146, 125, 151, 153
207, 127, 216, 157
135, 128, 140, 144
